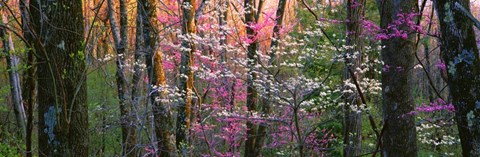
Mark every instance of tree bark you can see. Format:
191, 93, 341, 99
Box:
252, 0, 288, 156
19, 1, 36, 156
107, 0, 137, 156
138, 0, 178, 155
132, 0, 145, 124
153, 50, 176, 156
0, 10, 26, 140
176, 0, 196, 154
377, 0, 418, 156
343, 0, 365, 156
434, 0, 480, 156
244, 0, 259, 155
31, 0, 88, 156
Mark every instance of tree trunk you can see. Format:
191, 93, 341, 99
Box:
378, 0, 418, 156
0, 10, 26, 140
434, 0, 480, 156
107, 0, 137, 156
343, 0, 365, 156
244, 0, 259, 155
31, 0, 88, 156
19, 1, 36, 156
424, 41, 434, 102
252, 0, 288, 156
176, 0, 196, 155
137, 0, 178, 155
132, 0, 145, 126
153, 50, 176, 156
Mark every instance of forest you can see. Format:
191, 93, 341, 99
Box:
0, 0, 480, 156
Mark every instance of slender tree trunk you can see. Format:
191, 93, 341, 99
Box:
377, 0, 418, 156
252, 0, 288, 156
434, 0, 480, 156
31, 0, 88, 156
219, 0, 228, 62
424, 42, 434, 102
176, 0, 196, 154
132, 0, 145, 121
0, 10, 26, 139
107, 0, 137, 156
343, 0, 364, 156
19, 1, 36, 156
244, 0, 259, 155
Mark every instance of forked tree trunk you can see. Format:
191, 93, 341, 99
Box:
31, 0, 88, 156
377, 0, 418, 156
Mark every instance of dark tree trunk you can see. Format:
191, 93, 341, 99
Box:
377, 0, 418, 156
132, 0, 145, 124
31, 0, 88, 156
343, 0, 365, 156
19, 1, 36, 156
107, 0, 137, 156
244, 0, 259, 155
434, 0, 480, 156
424, 41, 434, 102
252, 0, 288, 156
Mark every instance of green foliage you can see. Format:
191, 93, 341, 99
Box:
0, 86, 9, 111
87, 63, 121, 156
0, 130, 23, 157
0, 143, 20, 157
443, 3, 454, 23
318, 120, 343, 156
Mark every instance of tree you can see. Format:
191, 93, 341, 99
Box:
0, 9, 26, 140
244, 0, 260, 155
153, 50, 176, 156
107, 0, 137, 156
19, 1, 36, 156
343, 0, 365, 156
377, 0, 418, 156
434, 0, 480, 156
137, 0, 177, 155
176, 0, 197, 154
253, 0, 288, 156
31, 0, 88, 156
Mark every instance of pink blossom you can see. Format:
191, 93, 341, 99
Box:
436, 59, 447, 71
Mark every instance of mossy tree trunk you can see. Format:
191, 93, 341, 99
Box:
434, 0, 480, 156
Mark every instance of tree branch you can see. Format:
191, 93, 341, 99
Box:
454, 2, 480, 30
